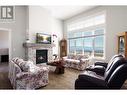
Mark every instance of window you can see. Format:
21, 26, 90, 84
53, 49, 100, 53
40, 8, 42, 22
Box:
76, 38, 83, 54
94, 29, 104, 57
67, 13, 105, 58
69, 39, 75, 54
84, 37, 93, 56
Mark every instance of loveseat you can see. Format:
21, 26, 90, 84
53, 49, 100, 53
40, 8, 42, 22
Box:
63, 54, 90, 70
8, 57, 49, 89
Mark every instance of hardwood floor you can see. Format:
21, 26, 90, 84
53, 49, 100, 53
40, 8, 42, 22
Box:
0, 63, 82, 89
0, 63, 12, 89
0, 63, 127, 89
41, 67, 82, 89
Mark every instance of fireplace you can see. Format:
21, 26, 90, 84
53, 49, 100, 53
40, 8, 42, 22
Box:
36, 49, 48, 64
23, 43, 54, 64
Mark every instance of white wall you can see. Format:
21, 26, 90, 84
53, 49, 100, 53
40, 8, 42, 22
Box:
0, 6, 27, 59
64, 6, 127, 62
0, 5, 64, 60
28, 6, 63, 57
51, 18, 63, 57
0, 6, 63, 59
28, 6, 52, 42
105, 6, 127, 62
0, 30, 9, 48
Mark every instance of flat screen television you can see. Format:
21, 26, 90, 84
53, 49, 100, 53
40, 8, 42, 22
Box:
36, 33, 51, 44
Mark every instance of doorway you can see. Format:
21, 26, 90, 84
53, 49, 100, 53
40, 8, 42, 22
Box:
0, 28, 12, 89
0, 28, 11, 63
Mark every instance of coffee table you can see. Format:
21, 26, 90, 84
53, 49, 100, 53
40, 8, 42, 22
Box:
47, 59, 65, 74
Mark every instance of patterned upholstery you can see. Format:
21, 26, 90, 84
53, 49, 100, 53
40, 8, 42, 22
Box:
8, 57, 49, 89
63, 55, 90, 70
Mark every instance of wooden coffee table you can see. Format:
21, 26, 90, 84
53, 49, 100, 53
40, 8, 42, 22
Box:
47, 59, 65, 74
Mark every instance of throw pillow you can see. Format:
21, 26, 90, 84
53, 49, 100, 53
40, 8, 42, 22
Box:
12, 57, 20, 63
19, 61, 34, 72
28, 65, 40, 73
14, 64, 22, 74
15, 58, 24, 66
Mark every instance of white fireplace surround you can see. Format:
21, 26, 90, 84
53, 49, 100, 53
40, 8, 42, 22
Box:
23, 43, 55, 64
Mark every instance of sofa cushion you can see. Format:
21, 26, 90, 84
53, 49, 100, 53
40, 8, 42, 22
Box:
75, 55, 84, 60
81, 55, 89, 59
67, 54, 75, 59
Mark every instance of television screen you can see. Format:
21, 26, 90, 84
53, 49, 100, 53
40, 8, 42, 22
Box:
36, 33, 51, 44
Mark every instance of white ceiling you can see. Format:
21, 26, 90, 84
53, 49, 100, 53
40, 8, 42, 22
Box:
43, 6, 96, 20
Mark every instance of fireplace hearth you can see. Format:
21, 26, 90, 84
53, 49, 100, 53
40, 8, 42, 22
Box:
36, 49, 48, 64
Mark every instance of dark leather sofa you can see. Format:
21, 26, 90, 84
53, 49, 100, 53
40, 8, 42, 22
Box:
75, 56, 127, 89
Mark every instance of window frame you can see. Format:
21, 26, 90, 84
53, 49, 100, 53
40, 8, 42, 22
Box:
68, 28, 105, 58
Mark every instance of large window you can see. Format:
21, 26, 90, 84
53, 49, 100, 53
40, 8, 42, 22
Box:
83, 37, 93, 56
67, 13, 105, 58
69, 39, 75, 54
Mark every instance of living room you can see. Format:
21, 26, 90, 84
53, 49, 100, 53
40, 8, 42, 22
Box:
1, 4, 127, 91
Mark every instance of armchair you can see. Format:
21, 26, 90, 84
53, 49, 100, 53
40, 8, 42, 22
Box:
8, 58, 49, 89
85, 55, 123, 75
75, 57, 127, 89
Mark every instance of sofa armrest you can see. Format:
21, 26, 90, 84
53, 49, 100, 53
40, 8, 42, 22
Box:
16, 72, 30, 80
75, 74, 108, 89
62, 56, 68, 60
80, 58, 89, 63
95, 62, 108, 68
80, 59, 89, 66
16, 67, 49, 80
85, 65, 106, 76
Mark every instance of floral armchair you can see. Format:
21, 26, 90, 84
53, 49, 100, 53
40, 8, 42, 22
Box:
8, 58, 49, 89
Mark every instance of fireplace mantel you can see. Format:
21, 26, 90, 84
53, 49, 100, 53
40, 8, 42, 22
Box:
23, 42, 55, 48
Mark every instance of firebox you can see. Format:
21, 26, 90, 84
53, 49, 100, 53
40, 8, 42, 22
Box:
36, 49, 48, 64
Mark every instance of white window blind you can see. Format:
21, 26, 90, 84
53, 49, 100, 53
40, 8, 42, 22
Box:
67, 14, 105, 32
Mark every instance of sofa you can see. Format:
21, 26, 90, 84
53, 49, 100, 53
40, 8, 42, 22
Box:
63, 54, 90, 70
8, 57, 49, 89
